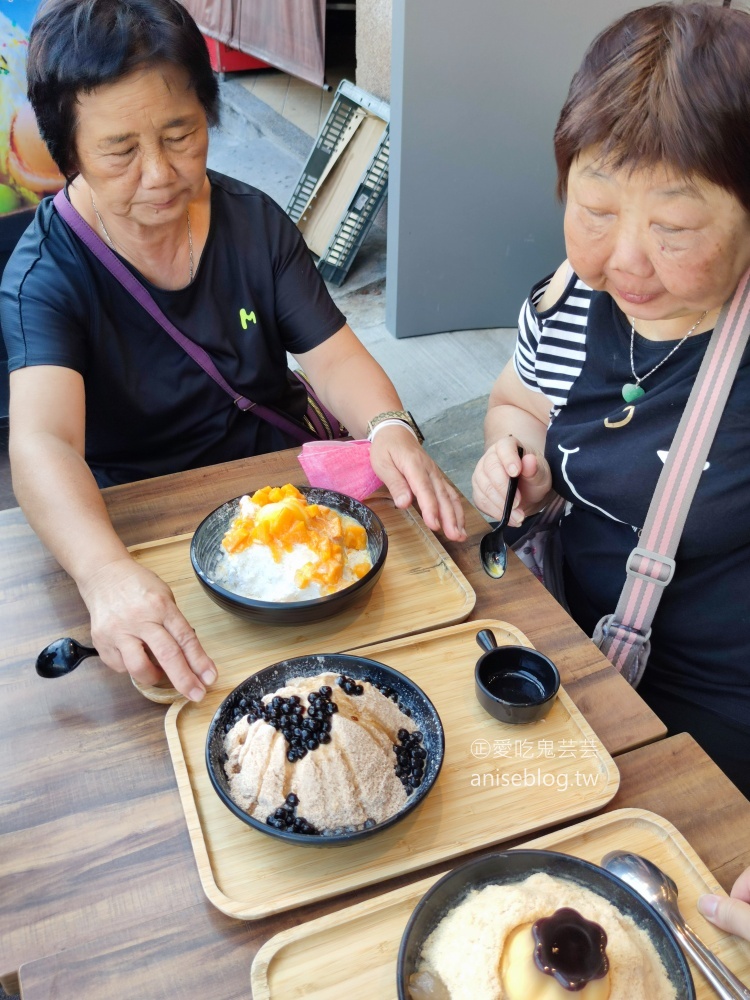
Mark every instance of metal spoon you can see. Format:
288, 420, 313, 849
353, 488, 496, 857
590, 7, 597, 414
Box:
602, 851, 750, 1000
479, 447, 523, 579
36, 637, 98, 678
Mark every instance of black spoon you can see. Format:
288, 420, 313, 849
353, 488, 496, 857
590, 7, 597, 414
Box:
36, 637, 98, 678
479, 446, 523, 579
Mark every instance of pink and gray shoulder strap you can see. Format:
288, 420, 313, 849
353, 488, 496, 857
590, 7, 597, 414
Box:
52, 189, 331, 444
593, 267, 750, 685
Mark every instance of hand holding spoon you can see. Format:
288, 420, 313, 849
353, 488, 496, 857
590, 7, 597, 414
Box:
602, 851, 750, 1000
479, 446, 523, 579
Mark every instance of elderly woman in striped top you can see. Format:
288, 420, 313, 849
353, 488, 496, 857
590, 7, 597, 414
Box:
472, 3, 750, 797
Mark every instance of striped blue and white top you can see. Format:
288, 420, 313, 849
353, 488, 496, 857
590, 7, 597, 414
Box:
513, 272, 593, 413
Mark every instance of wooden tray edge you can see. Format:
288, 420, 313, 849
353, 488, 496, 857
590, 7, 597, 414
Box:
133, 675, 180, 704
351, 618, 533, 656
164, 700, 249, 919
247, 807, 725, 995
128, 532, 194, 554
390, 502, 477, 619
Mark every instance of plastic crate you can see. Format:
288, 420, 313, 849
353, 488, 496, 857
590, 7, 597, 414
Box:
287, 80, 390, 286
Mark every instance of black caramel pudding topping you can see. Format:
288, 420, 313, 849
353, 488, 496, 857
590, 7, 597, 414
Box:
532, 907, 609, 991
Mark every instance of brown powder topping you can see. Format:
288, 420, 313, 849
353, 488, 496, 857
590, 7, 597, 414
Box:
223, 671, 421, 833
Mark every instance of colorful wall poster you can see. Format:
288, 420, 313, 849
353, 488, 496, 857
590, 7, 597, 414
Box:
1, 0, 64, 217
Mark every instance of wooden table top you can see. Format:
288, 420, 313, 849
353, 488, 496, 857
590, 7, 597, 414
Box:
15, 735, 750, 1000
0, 448, 684, 994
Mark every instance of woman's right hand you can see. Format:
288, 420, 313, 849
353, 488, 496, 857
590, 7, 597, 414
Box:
698, 867, 750, 942
78, 556, 217, 701
472, 436, 553, 527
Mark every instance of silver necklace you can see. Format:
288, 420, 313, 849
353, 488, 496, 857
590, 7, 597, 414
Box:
622, 310, 708, 402
91, 196, 194, 283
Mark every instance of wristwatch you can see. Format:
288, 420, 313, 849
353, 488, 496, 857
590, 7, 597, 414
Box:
366, 410, 425, 444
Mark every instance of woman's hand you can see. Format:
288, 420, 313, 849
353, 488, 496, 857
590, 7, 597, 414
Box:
79, 556, 217, 701
472, 360, 555, 525
472, 435, 553, 526
698, 868, 750, 942
294, 327, 466, 541
8, 367, 217, 702
369, 425, 467, 541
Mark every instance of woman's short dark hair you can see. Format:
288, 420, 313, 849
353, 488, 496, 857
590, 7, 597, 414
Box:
27, 0, 220, 178
554, 3, 750, 211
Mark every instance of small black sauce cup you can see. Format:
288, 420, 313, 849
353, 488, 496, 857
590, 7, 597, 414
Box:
474, 629, 560, 724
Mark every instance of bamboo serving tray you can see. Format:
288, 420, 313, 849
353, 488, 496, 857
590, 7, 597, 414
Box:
251, 807, 750, 999
165, 619, 619, 920
130, 495, 475, 703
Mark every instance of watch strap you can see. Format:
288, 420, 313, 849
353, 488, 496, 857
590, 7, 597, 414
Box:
366, 410, 424, 443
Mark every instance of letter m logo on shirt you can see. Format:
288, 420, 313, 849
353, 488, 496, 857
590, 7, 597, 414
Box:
239, 308, 257, 330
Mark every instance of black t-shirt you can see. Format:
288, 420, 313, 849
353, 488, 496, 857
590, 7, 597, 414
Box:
0, 171, 345, 486
517, 273, 750, 726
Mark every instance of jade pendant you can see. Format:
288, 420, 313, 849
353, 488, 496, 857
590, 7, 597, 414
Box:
622, 383, 645, 403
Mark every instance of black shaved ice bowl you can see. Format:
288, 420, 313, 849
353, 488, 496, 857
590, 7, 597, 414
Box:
206, 652, 445, 847
397, 849, 695, 999
190, 486, 387, 624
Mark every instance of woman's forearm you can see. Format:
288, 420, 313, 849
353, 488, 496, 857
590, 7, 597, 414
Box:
484, 402, 550, 457
323, 354, 402, 439
295, 325, 467, 540
295, 326, 404, 439
11, 428, 217, 698
11, 430, 131, 587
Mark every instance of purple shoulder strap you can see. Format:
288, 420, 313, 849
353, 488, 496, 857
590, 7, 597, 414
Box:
52, 189, 316, 444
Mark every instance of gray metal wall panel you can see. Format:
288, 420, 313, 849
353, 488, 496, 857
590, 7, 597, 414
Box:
386, 0, 659, 338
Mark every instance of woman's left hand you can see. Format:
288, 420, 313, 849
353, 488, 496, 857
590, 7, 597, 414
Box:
698, 867, 750, 942
369, 424, 467, 541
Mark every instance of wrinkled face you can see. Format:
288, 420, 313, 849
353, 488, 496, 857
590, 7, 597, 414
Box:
73, 62, 208, 227
564, 147, 750, 329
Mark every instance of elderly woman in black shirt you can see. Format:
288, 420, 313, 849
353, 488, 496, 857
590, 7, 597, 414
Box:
1, 0, 465, 702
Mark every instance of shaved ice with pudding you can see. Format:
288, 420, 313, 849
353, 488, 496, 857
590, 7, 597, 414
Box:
410, 872, 678, 1000
215, 484, 372, 602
